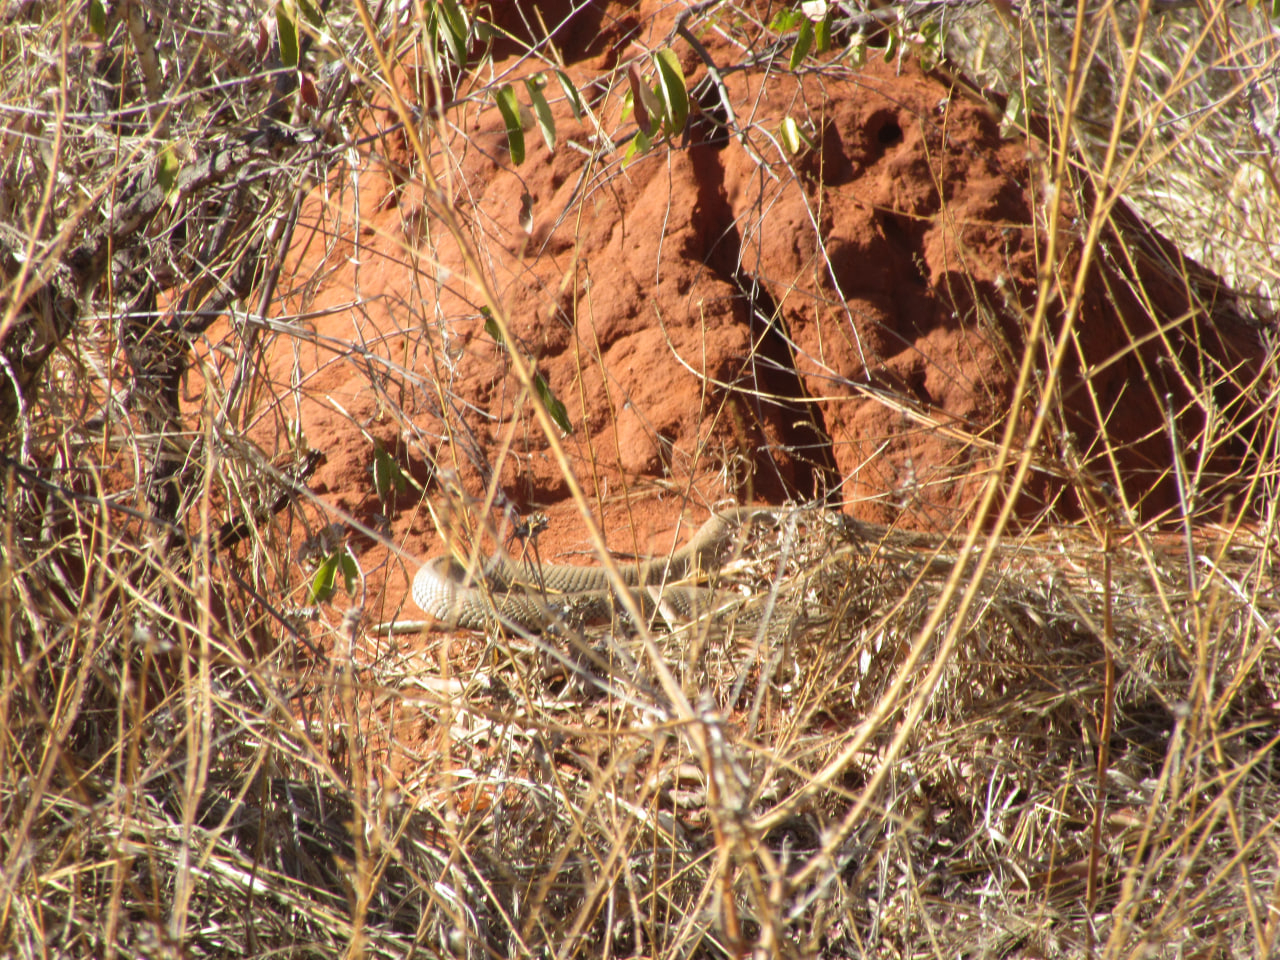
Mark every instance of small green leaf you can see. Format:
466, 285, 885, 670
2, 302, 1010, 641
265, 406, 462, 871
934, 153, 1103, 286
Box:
780, 116, 799, 154
916, 20, 943, 69
339, 553, 359, 595
816, 10, 833, 52
372, 444, 406, 500
297, 0, 324, 28
770, 9, 802, 31
555, 69, 584, 119
495, 84, 525, 164
310, 553, 340, 603
276, 1, 299, 67
88, 0, 107, 38
780, 116, 812, 154
623, 127, 652, 166
999, 90, 1025, 139
883, 26, 899, 63
525, 75, 556, 152
847, 33, 867, 67
534, 371, 572, 435
653, 48, 688, 136
481, 306, 505, 346
437, 0, 470, 68
157, 145, 181, 200
790, 17, 814, 69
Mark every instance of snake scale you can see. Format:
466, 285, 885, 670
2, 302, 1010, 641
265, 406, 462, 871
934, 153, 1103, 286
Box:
412, 506, 778, 631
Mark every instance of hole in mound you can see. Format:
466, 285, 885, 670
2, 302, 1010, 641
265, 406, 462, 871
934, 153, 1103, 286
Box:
877, 121, 903, 146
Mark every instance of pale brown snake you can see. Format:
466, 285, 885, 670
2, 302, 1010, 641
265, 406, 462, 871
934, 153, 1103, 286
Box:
411, 507, 778, 631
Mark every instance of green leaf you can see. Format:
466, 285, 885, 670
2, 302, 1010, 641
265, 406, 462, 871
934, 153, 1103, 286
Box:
157, 145, 181, 200
999, 90, 1024, 139
339, 553, 359, 595
623, 126, 652, 166
481, 306, 505, 346
555, 69, 584, 119
780, 116, 812, 154
372, 443, 406, 500
437, 0, 470, 68
653, 48, 688, 136
495, 84, 525, 165
790, 17, 814, 69
276, 1, 299, 67
780, 116, 799, 154
310, 554, 340, 603
915, 19, 942, 69
533, 371, 572, 435
770, 9, 803, 31
847, 33, 867, 67
87, 0, 107, 38
525, 75, 556, 152
297, 0, 324, 28
816, 10, 833, 52
883, 25, 899, 63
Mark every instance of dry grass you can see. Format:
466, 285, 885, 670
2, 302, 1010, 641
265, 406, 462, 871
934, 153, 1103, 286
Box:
1, 0, 1278, 958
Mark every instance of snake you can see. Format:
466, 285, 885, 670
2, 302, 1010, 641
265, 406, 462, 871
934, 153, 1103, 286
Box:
411, 507, 778, 631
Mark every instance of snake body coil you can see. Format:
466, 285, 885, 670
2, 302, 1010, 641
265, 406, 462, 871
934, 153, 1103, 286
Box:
412, 507, 774, 631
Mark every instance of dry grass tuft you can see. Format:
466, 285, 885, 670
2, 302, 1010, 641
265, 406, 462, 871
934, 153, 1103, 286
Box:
2, 0, 1278, 957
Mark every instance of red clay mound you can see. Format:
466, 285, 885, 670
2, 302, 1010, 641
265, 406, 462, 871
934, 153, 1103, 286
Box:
242, 0, 1267, 618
